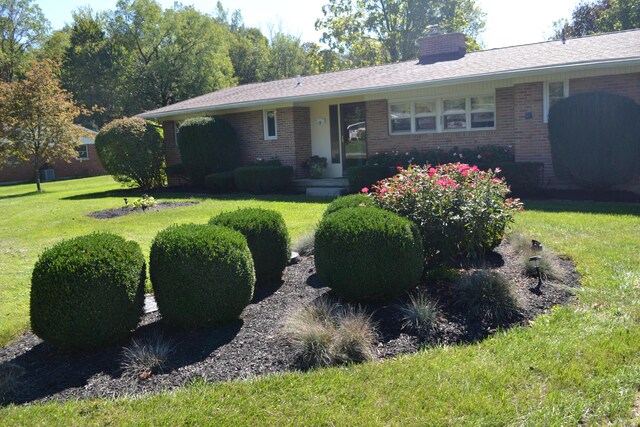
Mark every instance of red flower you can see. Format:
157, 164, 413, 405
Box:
396, 166, 403, 171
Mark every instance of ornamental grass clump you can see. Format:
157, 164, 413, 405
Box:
368, 163, 523, 266
121, 333, 175, 380
283, 298, 377, 368
397, 291, 441, 334
454, 270, 519, 324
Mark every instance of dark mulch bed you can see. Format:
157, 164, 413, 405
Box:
0, 240, 580, 406
86, 202, 199, 219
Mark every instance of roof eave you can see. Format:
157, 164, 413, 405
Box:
137, 57, 640, 121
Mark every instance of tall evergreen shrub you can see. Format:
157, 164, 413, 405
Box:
548, 92, 640, 189
177, 117, 240, 186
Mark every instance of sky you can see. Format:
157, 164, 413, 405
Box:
36, 0, 580, 49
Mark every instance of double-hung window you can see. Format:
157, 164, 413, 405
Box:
544, 80, 568, 122
263, 110, 277, 140
389, 103, 412, 133
76, 144, 89, 160
414, 101, 437, 131
389, 94, 495, 134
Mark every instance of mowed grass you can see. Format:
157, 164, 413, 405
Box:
0, 176, 330, 347
2, 178, 640, 425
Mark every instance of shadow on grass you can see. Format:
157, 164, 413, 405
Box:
0, 190, 42, 200
63, 188, 335, 204
523, 199, 640, 216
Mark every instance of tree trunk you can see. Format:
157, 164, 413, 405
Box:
35, 167, 42, 192
34, 155, 42, 192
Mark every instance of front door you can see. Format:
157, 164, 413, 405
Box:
340, 102, 367, 173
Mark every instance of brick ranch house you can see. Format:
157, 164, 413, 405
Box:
139, 30, 640, 191
0, 128, 105, 184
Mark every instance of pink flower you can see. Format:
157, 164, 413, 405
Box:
380, 187, 388, 194
495, 167, 502, 173
491, 178, 502, 183
361, 187, 369, 193
396, 166, 403, 171
428, 167, 437, 177
471, 165, 479, 172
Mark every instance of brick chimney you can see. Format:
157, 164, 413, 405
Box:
417, 32, 467, 64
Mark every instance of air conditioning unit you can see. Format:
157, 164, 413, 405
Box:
40, 168, 55, 182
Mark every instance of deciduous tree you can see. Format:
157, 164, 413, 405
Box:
552, 0, 639, 39
0, 59, 85, 191
315, 0, 485, 66
0, 0, 50, 82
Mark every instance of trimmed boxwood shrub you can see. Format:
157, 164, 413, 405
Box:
210, 208, 290, 283
549, 92, 640, 190
347, 165, 392, 193
150, 224, 255, 328
204, 171, 235, 193
30, 233, 145, 351
322, 194, 374, 218
234, 165, 293, 194
95, 117, 165, 189
177, 117, 240, 186
314, 207, 423, 300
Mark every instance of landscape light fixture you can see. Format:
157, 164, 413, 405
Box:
529, 255, 543, 295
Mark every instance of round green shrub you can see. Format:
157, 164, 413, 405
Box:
150, 224, 255, 328
178, 117, 240, 186
314, 207, 423, 300
322, 194, 374, 219
209, 208, 290, 283
95, 117, 165, 189
30, 233, 146, 351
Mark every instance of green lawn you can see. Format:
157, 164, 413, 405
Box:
0, 176, 330, 347
2, 178, 640, 425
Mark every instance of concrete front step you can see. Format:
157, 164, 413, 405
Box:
292, 178, 349, 190
306, 187, 347, 197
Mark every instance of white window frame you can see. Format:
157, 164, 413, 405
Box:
76, 144, 89, 160
263, 109, 278, 140
544, 80, 569, 123
388, 92, 496, 135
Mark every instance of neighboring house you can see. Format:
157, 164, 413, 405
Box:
138, 30, 640, 190
0, 128, 105, 184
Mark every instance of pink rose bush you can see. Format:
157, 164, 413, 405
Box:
366, 163, 523, 266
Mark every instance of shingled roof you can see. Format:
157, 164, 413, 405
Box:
138, 29, 640, 119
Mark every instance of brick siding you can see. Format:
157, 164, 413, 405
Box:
365, 87, 516, 157
163, 107, 312, 183
0, 144, 105, 183
161, 72, 639, 191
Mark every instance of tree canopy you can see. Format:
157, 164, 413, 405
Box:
0, 59, 85, 191
0, 0, 50, 82
552, 0, 640, 39
315, 0, 486, 65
